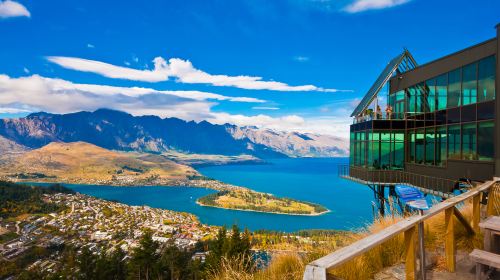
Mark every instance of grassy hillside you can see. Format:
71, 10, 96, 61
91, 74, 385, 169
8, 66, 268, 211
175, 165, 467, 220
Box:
0, 141, 199, 186
197, 189, 328, 215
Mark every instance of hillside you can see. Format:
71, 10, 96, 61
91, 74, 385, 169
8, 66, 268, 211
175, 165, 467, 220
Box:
0, 109, 348, 159
0, 141, 199, 186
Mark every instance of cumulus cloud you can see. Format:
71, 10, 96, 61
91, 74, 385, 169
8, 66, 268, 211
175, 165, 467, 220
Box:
0, 0, 30, 18
47, 55, 345, 92
344, 0, 410, 13
0, 74, 348, 137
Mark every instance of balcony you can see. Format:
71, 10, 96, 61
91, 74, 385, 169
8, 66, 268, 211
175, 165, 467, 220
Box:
338, 165, 464, 196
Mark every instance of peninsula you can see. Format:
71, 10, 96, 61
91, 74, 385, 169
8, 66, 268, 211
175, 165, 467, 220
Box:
0, 141, 328, 216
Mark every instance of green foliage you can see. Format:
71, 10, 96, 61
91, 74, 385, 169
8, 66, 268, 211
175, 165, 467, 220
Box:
0, 181, 74, 218
206, 225, 253, 273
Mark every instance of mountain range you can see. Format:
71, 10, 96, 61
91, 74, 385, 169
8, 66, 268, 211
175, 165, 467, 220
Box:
0, 109, 348, 159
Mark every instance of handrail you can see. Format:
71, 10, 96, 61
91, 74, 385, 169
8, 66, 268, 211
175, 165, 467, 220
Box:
303, 180, 497, 280
338, 165, 459, 194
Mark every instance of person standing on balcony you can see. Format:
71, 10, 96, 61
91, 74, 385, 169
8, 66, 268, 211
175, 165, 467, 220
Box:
376, 105, 382, 120
386, 105, 393, 119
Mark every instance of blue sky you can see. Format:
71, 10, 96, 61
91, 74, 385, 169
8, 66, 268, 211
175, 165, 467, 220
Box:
0, 0, 498, 137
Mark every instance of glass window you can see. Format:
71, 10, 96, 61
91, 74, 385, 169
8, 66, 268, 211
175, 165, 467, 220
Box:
448, 69, 461, 108
478, 121, 494, 161
435, 126, 447, 166
425, 128, 435, 165
448, 125, 461, 160
394, 90, 405, 119
426, 79, 436, 112
478, 56, 496, 102
408, 130, 415, 163
380, 141, 390, 169
407, 87, 416, 115
462, 123, 477, 160
436, 74, 447, 110
416, 83, 425, 113
415, 129, 425, 164
462, 63, 477, 105
372, 141, 380, 169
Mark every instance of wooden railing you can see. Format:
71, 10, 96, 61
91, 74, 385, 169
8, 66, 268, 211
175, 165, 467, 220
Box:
338, 165, 459, 194
303, 180, 499, 280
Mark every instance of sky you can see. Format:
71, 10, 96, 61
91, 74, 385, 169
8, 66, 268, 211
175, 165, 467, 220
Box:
0, 0, 499, 138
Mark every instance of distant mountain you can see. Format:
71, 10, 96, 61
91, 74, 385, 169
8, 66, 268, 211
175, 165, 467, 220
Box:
226, 126, 348, 157
0, 109, 348, 158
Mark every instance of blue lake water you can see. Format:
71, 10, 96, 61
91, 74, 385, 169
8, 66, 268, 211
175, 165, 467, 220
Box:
35, 158, 377, 232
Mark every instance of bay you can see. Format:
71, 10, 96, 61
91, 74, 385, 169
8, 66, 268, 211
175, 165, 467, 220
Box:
32, 158, 376, 232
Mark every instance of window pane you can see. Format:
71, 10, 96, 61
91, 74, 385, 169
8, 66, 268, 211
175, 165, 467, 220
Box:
416, 83, 425, 113
392, 131, 404, 169
372, 141, 380, 169
425, 128, 435, 165
448, 69, 461, 108
462, 63, 477, 105
478, 121, 494, 161
435, 126, 447, 166
409, 130, 415, 163
415, 129, 425, 164
436, 74, 447, 110
462, 123, 477, 160
380, 141, 390, 169
448, 125, 461, 159
407, 87, 416, 115
478, 56, 496, 102
426, 79, 436, 112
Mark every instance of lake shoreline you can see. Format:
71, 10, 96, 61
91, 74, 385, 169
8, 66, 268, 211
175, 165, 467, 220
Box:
196, 200, 331, 216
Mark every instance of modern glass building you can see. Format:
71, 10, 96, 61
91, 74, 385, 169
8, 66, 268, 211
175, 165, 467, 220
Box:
345, 24, 499, 194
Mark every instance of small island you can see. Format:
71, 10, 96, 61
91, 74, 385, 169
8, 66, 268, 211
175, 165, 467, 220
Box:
197, 189, 329, 216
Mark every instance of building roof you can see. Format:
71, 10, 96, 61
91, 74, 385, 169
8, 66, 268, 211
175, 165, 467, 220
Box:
350, 49, 417, 117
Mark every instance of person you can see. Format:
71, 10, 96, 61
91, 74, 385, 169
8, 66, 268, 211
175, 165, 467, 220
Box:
376, 105, 382, 119
385, 105, 393, 119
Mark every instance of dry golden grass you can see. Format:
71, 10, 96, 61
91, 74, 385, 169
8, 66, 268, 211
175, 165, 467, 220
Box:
211, 195, 491, 280
0, 141, 198, 184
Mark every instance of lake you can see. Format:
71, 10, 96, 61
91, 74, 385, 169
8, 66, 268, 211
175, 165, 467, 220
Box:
40, 158, 376, 232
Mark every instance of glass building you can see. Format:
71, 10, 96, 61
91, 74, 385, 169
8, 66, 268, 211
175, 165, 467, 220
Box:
346, 25, 499, 193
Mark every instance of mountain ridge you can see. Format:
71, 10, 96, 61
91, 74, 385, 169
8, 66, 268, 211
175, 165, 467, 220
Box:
0, 109, 348, 158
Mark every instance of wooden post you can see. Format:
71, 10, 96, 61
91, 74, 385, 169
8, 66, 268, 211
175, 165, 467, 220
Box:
404, 226, 417, 280
445, 208, 455, 272
472, 194, 480, 233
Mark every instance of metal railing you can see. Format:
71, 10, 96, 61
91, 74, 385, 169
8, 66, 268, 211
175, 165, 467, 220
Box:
338, 165, 459, 194
303, 180, 499, 280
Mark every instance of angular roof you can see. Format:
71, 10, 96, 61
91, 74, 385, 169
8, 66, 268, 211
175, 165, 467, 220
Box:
350, 50, 417, 117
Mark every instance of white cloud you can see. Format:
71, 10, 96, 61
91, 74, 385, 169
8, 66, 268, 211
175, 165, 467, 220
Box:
47, 55, 346, 92
0, 106, 31, 114
0, 74, 264, 103
0, 0, 30, 18
344, 0, 410, 13
22, 67, 29, 74
87, 43, 95, 48
252, 106, 280, 110
293, 56, 309, 62
0, 74, 348, 137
